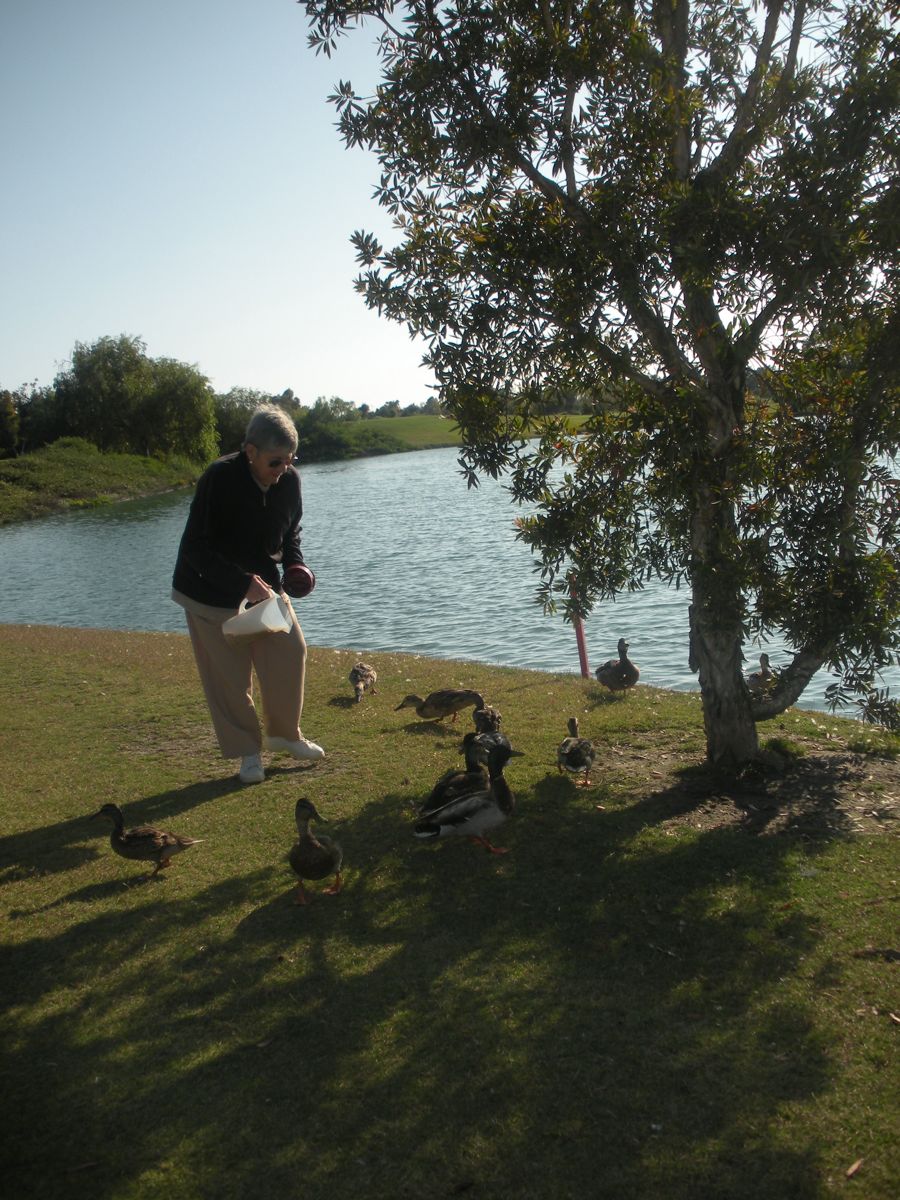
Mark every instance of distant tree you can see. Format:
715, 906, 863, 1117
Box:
214, 387, 272, 455
374, 400, 401, 418
401, 402, 421, 416
311, 394, 360, 421
0, 390, 19, 457
421, 396, 444, 416
137, 359, 218, 461
303, 0, 900, 763
53, 334, 151, 452
15, 383, 62, 452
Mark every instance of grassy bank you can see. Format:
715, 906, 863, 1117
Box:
1, 624, 897, 1199
0, 438, 202, 525
0, 418, 462, 525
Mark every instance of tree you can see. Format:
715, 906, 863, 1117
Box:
214, 387, 273, 454
0, 390, 19, 457
139, 358, 218, 461
53, 335, 151, 452
15, 383, 63, 452
302, 0, 900, 764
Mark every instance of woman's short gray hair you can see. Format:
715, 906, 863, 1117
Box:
243, 405, 299, 453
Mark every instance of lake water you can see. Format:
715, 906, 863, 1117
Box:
0, 445, 895, 715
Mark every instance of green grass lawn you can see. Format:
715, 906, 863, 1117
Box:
1, 625, 897, 1199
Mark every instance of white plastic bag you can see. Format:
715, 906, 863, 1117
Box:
222, 593, 292, 637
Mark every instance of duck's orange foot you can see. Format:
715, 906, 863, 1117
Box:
293, 885, 310, 905
470, 836, 509, 855
322, 875, 343, 896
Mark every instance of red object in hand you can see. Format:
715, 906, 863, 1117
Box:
282, 563, 316, 598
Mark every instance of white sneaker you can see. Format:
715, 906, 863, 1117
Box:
239, 753, 265, 784
264, 734, 325, 761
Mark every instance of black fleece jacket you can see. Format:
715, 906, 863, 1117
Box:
172, 451, 305, 609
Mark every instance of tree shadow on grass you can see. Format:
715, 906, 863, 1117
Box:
0, 768, 875, 1200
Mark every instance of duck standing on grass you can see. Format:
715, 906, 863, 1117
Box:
557, 717, 597, 786
395, 688, 485, 722
473, 706, 502, 733
468, 709, 516, 767
289, 798, 343, 905
594, 638, 640, 692
420, 733, 489, 816
413, 743, 519, 855
349, 661, 378, 703
90, 803, 203, 878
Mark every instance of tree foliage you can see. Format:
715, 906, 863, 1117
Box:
48, 335, 218, 461
301, 0, 900, 760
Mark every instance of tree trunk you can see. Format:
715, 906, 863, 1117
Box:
689, 445, 760, 768
689, 600, 760, 767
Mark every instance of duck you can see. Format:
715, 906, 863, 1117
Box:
413, 742, 519, 854
419, 733, 488, 816
557, 716, 597, 786
90, 802, 203, 877
349, 661, 378, 702
289, 798, 344, 905
746, 652, 774, 695
473, 705, 502, 733
395, 688, 485, 722
594, 638, 640, 692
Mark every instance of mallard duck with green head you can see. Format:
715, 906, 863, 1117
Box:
90, 802, 203, 877
557, 716, 597, 786
395, 688, 485, 722
414, 742, 519, 854
594, 639, 640, 692
289, 798, 344, 905
420, 733, 489, 816
349, 661, 378, 702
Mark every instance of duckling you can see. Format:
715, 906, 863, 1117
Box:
414, 743, 518, 854
289, 798, 343, 905
90, 802, 203, 877
746, 652, 774, 695
557, 716, 597, 786
395, 688, 485, 722
349, 661, 378, 702
594, 638, 640, 692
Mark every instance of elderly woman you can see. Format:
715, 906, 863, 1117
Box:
172, 404, 324, 784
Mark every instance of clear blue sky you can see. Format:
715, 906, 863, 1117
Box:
0, 0, 436, 408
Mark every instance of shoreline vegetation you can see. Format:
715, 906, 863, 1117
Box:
0, 414, 466, 525
1, 624, 897, 1198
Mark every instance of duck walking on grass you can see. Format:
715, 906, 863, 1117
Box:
414, 743, 519, 855
289, 798, 344, 905
594, 638, 640, 692
395, 688, 485, 722
349, 661, 378, 703
91, 803, 203, 878
557, 716, 597, 786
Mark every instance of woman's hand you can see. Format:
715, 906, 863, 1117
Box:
245, 574, 273, 604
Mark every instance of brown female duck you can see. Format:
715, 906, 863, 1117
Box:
90, 802, 203, 877
289, 798, 344, 905
395, 688, 485, 722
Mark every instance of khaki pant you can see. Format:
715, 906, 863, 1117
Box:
184, 597, 307, 759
